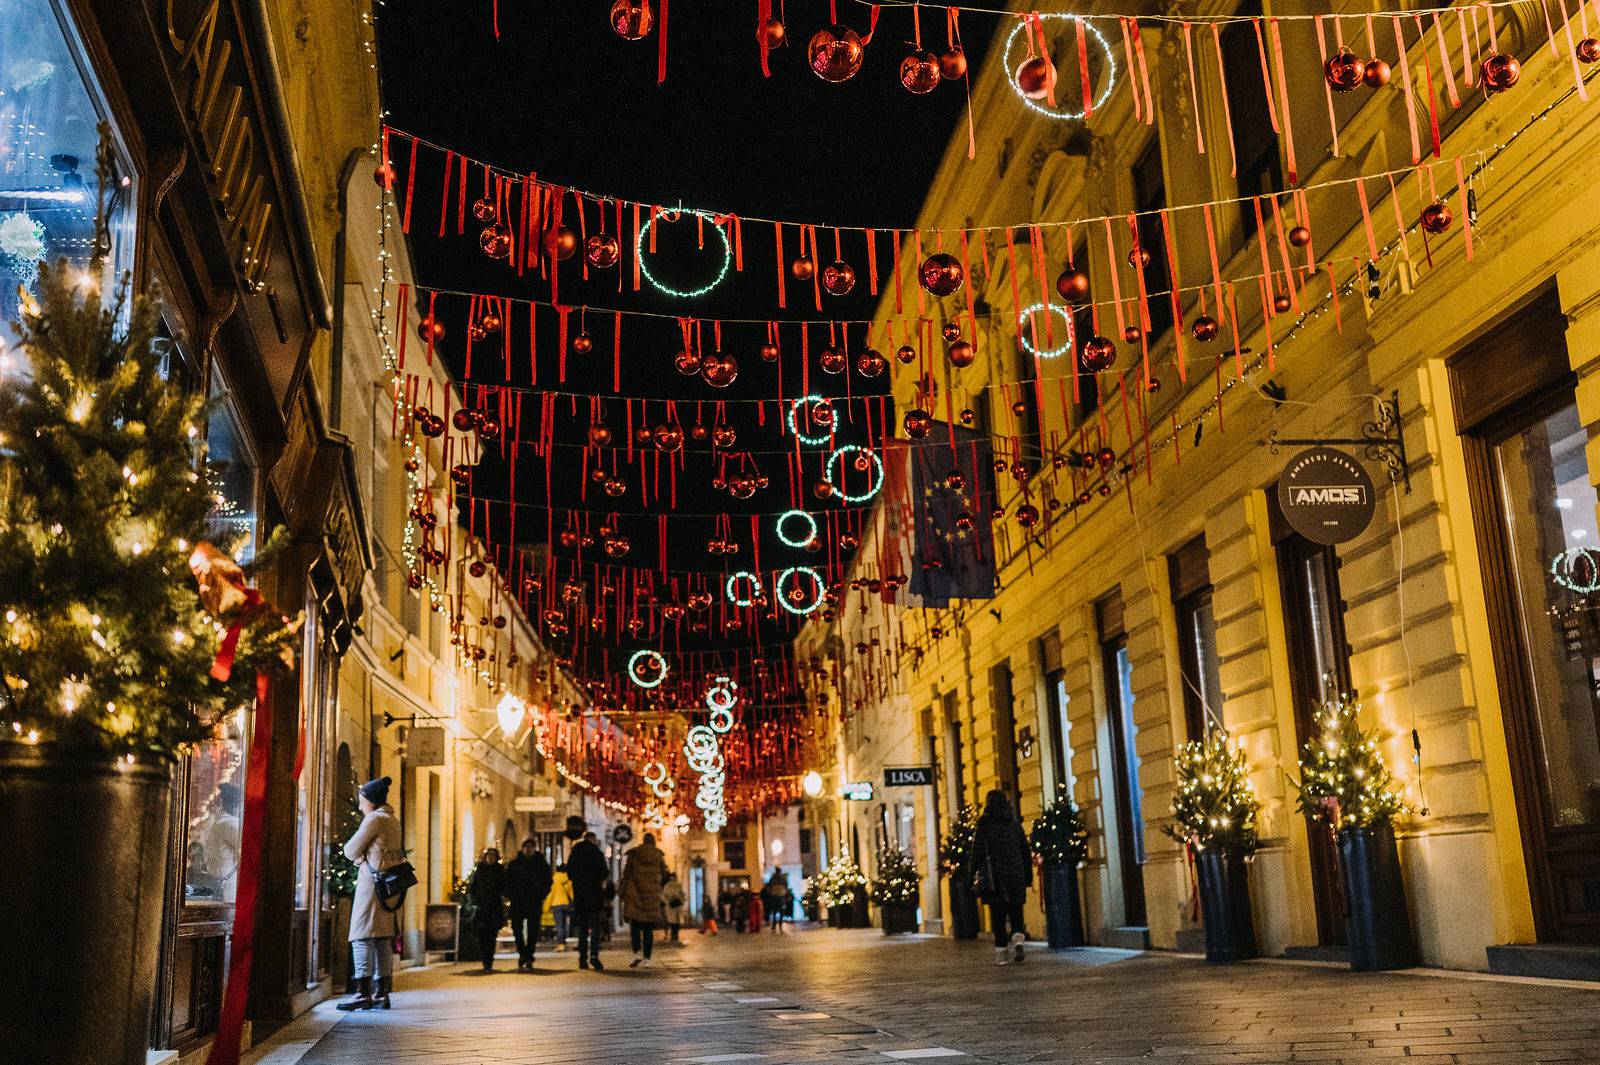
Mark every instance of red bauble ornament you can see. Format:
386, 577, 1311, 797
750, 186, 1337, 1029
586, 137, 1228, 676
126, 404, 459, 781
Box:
479, 223, 512, 259
635, 427, 654, 445
1147, 376, 1162, 394
449, 463, 472, 486
572, 331, 593, 355
855, 349, 886, 378
610, 0, 653, 39
545, 226, 579, 261
702, 355, 739, 388
895, 344, 917, 364
1481, 51, 1520, 92
604, 536, 631, 559
790, 255, 816, 281
1191, 315, 1219, 342
1127, 246, 1150, 270
1363, 58, 1391, 88
1096, 446, 1116, 469
761, 18, 786, 48
903, 409, 933, 438
1014, 55, 1056, 99
1580, 37, 1600, 63
808, 24, 864, 83
479, 311, 502, 335
479, 417, 501, 442
673, 349, 702, 375
819, 346, 847, 374
472, 196, 497, 223
1420, 200, 1452, 234
711, 425, 737, 448
1015, 503, 1041, 527
919, 252, 964, 296
1123, 325, 1143, 344
1324, 47, 1363, 92
452, 408, 475, 432
653, 424, 684, 452
941, 320, 963, 343
812, 479, 835, 499
945, 470, 966, 490
940, 46, 968, 79
603, 477, 627, 498
958, 408, 975, 425
1011, 399, 1029, 416
417, 316, 445, 343
900, 50, 941, 94
821, 260, 856, 295
403, 456, 420, 473
469, 559, 488, 578
1056, 268, 1090, 300
759, 342, 780, 363
1288, 225, 1312, 248
587, 424, 612, 447
585, 233, 620, 268
689, 423, 709, 441
948, 340, 975, 367
1080, 335, 1116, 372
1273, 293, 1292, 313
374, 161, 396, 189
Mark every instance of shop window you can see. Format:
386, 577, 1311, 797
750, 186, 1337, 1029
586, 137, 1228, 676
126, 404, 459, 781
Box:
988, 660, 1019, 800
1098, 590, 1147, 926
1039, 631, 1073, 795
184, 706, 249, 903
205, 375, 259, 560
1170, 534, 1222, 739
1219, 0, 1282, 245
1130, 137, 1173, 342
0, 0, 134, 334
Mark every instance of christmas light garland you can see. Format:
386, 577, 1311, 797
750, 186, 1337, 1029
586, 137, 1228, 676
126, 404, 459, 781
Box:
776, 508, 819, 548
775, 566, 825, 616
636, 208, 733, 298
1017, 302, 1077, 359
787, 394, 836, 445
825, 445, 884, 503
1001, 14, 1118, 120
627, 648, 669, 688
725, 570, 763, 606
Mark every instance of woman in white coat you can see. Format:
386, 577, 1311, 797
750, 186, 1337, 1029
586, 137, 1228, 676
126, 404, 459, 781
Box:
338, 776, 403, 1010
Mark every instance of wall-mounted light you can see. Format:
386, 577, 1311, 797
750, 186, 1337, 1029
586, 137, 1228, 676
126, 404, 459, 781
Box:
802, 770, 824, 797
1017, 726, 1036, 759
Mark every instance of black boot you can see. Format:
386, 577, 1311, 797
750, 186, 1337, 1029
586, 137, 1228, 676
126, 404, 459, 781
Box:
336, 977, 373, 1011
590, 953, 604, 971
371, 975, 392, 1009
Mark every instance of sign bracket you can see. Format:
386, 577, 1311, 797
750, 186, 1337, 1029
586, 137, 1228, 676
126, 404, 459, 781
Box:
1259, 389, 1409, 494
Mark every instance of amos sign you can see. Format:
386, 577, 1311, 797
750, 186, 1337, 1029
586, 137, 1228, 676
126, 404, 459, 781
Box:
1277, 447, 1376, 545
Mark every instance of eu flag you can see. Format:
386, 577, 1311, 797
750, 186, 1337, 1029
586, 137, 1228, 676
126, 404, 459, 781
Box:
909, 424, 997, 607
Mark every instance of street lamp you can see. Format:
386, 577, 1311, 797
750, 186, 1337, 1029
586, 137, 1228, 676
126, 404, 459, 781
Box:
802, 770, 823, 797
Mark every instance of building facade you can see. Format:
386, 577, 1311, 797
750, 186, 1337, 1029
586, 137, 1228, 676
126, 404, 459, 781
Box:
821, 1, 1600, 975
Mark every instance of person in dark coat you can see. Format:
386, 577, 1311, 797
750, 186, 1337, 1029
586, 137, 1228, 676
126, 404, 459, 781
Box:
467, 848, 507, 971
564, 830, 612, 971
505, 838, 553, 970
971, 789, 1033, 964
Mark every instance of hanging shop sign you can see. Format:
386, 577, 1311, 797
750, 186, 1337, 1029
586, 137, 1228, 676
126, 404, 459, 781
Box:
883, 766, 933, 787
408, 726, 446, 767
514, 795, 558, 813
841, 781, 875, 801
1276, 447, 1376, 545
613, 823, 635, 845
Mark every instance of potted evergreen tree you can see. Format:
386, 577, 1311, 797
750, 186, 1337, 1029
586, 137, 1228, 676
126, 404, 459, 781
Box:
1166, 729, 1261, 964
938, 804, 981, 940
1030, 784, 1089, 948
871, 845, 923, 934
1297, 695, 1419, 972
822, 850, 867, 928
0, 135, 297, 1064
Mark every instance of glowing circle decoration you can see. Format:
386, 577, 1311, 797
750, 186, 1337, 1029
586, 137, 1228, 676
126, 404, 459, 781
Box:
627, 649, 669, 688
776, 509, 819, 548
725, 570, 763, 607
775, 566, 825, 616
684, 723, 729, 831
1017, 302, 1078, 359
705, 674, 739, 713
825, 445, 885, 503
1552, 547, 1600, 594
636, 209, 733, 298
643, 760, 674, 799
787, 394, 836, 446
1002, 15, 1118, 120
709, 706, 736, 733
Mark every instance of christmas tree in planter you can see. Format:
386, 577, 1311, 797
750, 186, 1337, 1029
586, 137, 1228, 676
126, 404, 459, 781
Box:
871, 845, 922, 935
1296, 694, 1418, 972
820, 850, 867, 927
1165, 730, 1261, 963
938, 804, 981, 939
0, 130, 298, 1065
1030, 785, 1090, 948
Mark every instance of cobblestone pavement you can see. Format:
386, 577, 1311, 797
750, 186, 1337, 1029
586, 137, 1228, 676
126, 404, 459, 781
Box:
289, 927, 1600, 1064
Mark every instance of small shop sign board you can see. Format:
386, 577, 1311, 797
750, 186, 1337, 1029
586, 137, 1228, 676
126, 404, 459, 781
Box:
1277, 447, 1376, 545
841, 781, 876, 801
408, 726, 446, 767
514, 795, 557, 813
884, 766, 934, 787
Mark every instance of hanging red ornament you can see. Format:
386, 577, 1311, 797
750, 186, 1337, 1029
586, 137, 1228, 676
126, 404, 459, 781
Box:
492, 615, 508, 630
478, 310, 502, 335
467, 322, 488, 343
1420, 200, 1452, 234
812, 479, 836, 499
469, 559, 488, 578
840, 531, 860, 549
403, 456, 420, 473
572, 331, 593, 355
855, 349, 886, 377
1011, 398, 1029, 416
1127, 246, 1151, 269
762, 18, 786, 48
1273, 293, 1293, 313
689, 423, 709, 441
451, 408, 475, 432
1147, 376, 1162, 394
1324, 47, 1363, 92
374, 161, 396, 189
1014, 55, 1056, 99
959, 408, 975, 425
479, 417, 501, 441
1580, 37, 1600, 63
903, 409, 933, 438
711, 424, 737, 447
945, 470, 966, 491
653, 424, 684, 451
673, 349, 702, 375
1055, 268, 1090, 300
1288, 225, 1312, 248
759, 342, 780, 363
808, 24, 865, 82
610, 0, 653, 39
480, 223, 512, 259
900, 50, 941, 94
1096, 446, 1116, 469
895, 344, 917, 365
416, 316, 445, 343
449, 463, 472, 486
423, 415, 446, 438
790, 255, 817, 281
635, 426, 655, 445
919, 252, 964, 297
1015, 503, 1041, 527
819, 346, 847, 374
729, 478, 758, 500
587, 424, 613, 447
1080, 335, 1116, 372
545, 226, 579, 261
603, 477, 627, 498
1191, 315, 1219, 342
471, 196, 497, 222
604, 536, 631, 558
406, 572, 424, 590
821, 261, 856, 295
585, 233, 621, 268
940, 46, 968, 79
948, 340, 975, 367
701, 355, 739, 388
1122, 325, 1143, 344
1481, 52, 1520, 92
1362, 58, 1391, 88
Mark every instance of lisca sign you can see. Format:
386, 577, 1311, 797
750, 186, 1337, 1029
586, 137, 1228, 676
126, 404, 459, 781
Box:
1277, 447, 1376, 545
884, 766, 934, 787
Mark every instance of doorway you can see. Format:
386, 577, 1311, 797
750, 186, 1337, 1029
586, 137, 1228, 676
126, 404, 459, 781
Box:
1099, 593, 1147, 928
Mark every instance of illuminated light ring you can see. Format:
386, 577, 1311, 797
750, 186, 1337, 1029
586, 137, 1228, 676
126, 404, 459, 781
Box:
1552, 547, 1600, 594
824, 445, 885, 504
643, 760, 670, 788
709, 706, 736, 733
786, 395, 836, 446
649, 776, 674, 799
775, 566, 825, 616
1002, 14, 1118, 120
725, 570, 763, 607
1017, 302, 1078, 359
776, 508, 820, 548
636, 208, 733, 298
627, 649, 669, 689
704, 673, 739, 712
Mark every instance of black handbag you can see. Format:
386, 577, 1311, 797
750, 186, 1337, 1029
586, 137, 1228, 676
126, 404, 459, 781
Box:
372, 860, 417, 911
971, 851, 996, 901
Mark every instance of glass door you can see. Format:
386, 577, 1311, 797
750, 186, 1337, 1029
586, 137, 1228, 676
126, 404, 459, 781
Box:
1102, 632, 1147, 928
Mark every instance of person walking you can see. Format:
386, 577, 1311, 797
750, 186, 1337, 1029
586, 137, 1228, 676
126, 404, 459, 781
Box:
338, 776, 403, 1011
467, 847, 507, 972
661, 872, 686, 944
699, 889, 719, 935
745, 885, 764, 934
505, 838, 552, 970
762, 867, 791, 932
971, 788, 1033, 964
546, 863, 573, 951
565, 829, 611, 971
619, 831, 667, 968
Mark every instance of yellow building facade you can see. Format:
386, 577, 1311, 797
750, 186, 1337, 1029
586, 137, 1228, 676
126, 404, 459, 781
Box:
823, 1, 1600, 973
